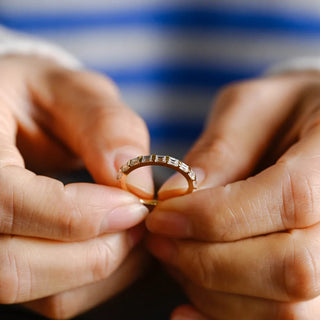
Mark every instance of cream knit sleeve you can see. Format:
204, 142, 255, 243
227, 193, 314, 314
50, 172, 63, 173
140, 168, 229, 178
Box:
266, 56, 320, 76
0, 25, 82, 69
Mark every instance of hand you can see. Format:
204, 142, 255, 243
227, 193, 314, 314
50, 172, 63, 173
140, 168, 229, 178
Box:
0, 55, 152, 319
146, 71, 320, 320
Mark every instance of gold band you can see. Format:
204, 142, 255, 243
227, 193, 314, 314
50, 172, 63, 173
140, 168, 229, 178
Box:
117, 154, 197, 207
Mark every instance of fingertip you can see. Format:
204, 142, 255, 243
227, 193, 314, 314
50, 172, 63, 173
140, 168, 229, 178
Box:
171, 305, 207, 320
158, 168, 205, 200
145, 234, 177, 262
100, 202, 149, 234
158, 172, 187, 200
114, 148, 154, 198
146, 209, 192, 238
127, 223, 146, 248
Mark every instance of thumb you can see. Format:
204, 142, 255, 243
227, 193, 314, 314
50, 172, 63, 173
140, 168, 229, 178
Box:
30, 67, 153, 198
158, 76, 314, 199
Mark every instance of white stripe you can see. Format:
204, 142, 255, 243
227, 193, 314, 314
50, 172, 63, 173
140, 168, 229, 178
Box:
0, 0, 203, 14
34, 28, 320, 71
206, 0, 320, 14
1, 0, 320, 15
121, 86, 213, 119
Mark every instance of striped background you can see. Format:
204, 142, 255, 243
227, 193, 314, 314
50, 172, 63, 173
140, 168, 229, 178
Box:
1, 0, 320, 157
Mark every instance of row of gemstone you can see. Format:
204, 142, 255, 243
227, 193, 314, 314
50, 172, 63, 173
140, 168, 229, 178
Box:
118, 155, 197, 182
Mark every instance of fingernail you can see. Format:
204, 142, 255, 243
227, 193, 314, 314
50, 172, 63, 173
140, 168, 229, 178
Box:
127, 224, 146, 248
158, 167, 205, 200
114, 148, 154, 198
146, 211, 192, 238
100, 203, 149, 233
146, 235, 177, 261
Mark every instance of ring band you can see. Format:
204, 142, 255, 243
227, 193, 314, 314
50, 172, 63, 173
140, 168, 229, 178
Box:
117, 154, 197, 207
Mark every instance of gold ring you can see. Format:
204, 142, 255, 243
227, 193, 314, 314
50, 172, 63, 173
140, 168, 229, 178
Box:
117, 154, 197, 207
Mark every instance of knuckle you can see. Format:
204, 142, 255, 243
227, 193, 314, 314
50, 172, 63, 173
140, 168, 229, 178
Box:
0, 244, 24, 304
83, 72, 120, 98
87, 239, 121, 281
190, 248, 214, 289
280, 162, 319, 228
193, 134, 235, 167
283, 239, 320, 300
62, 185, 98, 241
203, 187, 239, 241
49, 68, 120, 100
79, 100, 149, 149
217, 79, 264, 106
217, 82, 247, 102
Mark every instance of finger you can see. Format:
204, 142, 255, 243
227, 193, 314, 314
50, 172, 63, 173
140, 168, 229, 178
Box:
158, 74, 317, 199
29, 68, 153, 197
0, 58, 82, 173
0, 166, 148, 240
147, 223, 320, 302
23, 247, 150, 319
175, 282, 320, 320
171, 305, 208, 320
0, 225, 144, 303
147, 125, 320, 241
17, 120, 84, 173
0, 94, 24, 168
0, 66, 149, 240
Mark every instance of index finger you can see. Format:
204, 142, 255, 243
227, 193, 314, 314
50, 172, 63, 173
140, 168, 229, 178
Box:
147, 124, 320, 242
0, 109, 148, 240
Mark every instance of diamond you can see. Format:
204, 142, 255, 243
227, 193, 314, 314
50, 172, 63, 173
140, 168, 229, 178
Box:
141, 155, 153, 163
129, 157, 139, 166
179, 162, 189, 173
155, 155, 167, 163
121, 164, 130, 173
193, 180, 198, 188
188, 170, 196, 180
117, 170, 123, 179
167, 157, 179, 167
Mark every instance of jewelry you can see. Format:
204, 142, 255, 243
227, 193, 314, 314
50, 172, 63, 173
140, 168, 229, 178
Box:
117, 154, 197, 207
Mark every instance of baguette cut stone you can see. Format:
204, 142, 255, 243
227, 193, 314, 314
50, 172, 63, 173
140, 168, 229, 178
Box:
179, 162, 189, 173
122, 164, 130, 173
167, 157, 179, 167
155, 155, 167, 163
118, 154, 197, 201
141, 155, 152, 163
130, 157, 139, 166
117, 171, 123, 179
188, 170, 196, 180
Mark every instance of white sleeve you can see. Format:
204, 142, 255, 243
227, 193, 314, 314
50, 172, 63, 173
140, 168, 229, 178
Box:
0, 25, 82, 69
266, 56, 320, 75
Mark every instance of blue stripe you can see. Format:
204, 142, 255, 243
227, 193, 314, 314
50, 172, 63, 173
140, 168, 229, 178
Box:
146, 118, 203, 142
1, 7, 320, 35
95, 65, 261, 88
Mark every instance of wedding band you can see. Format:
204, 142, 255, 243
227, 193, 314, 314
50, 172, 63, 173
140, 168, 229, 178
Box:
117, 154, 197, 207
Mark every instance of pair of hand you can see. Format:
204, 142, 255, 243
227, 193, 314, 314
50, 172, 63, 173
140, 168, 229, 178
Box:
1, 54, 320, 320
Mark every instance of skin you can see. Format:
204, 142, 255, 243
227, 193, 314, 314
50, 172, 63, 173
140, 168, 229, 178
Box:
0, 55, 153, 319
146, 71, 320, 320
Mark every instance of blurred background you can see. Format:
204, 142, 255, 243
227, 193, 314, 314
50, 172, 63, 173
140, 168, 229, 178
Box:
1, 0, 319, 159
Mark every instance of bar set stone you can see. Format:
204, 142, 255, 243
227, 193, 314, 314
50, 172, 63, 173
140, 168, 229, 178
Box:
117, 154, 197, 188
